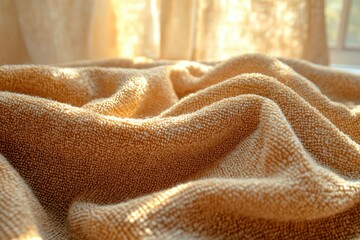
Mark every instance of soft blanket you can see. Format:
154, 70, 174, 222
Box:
0, 54, 359, 239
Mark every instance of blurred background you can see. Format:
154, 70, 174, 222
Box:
0, 0, 359, 72
326, 0, 360, 72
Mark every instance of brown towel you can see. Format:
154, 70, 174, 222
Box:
0, 54, 359, 239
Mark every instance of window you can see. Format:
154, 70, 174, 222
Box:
326, 0, 360, 67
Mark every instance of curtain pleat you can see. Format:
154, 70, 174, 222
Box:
0, 0, 328, 64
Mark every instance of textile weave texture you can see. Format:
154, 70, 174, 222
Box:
0, 54, 359, 239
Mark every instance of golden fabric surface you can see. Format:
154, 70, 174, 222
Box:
0, 0, 328, 65
0, 54, 359, 239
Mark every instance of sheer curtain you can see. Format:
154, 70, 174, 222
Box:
0, 0, 328, 64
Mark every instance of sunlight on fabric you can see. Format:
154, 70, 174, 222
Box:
351, 105, 360, 116
50, 68, 80, 79
18, 237, 42, 240
172, 61, 195, 71
133, 56, 154, 64
15, 228, 42, 240
125, 184, 188, 223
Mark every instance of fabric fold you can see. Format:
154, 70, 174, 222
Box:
0, 54, 359, 239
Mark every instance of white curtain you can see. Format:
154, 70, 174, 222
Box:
0, 0, 328, 64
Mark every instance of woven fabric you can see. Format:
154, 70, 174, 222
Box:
0, 54, 359, 239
